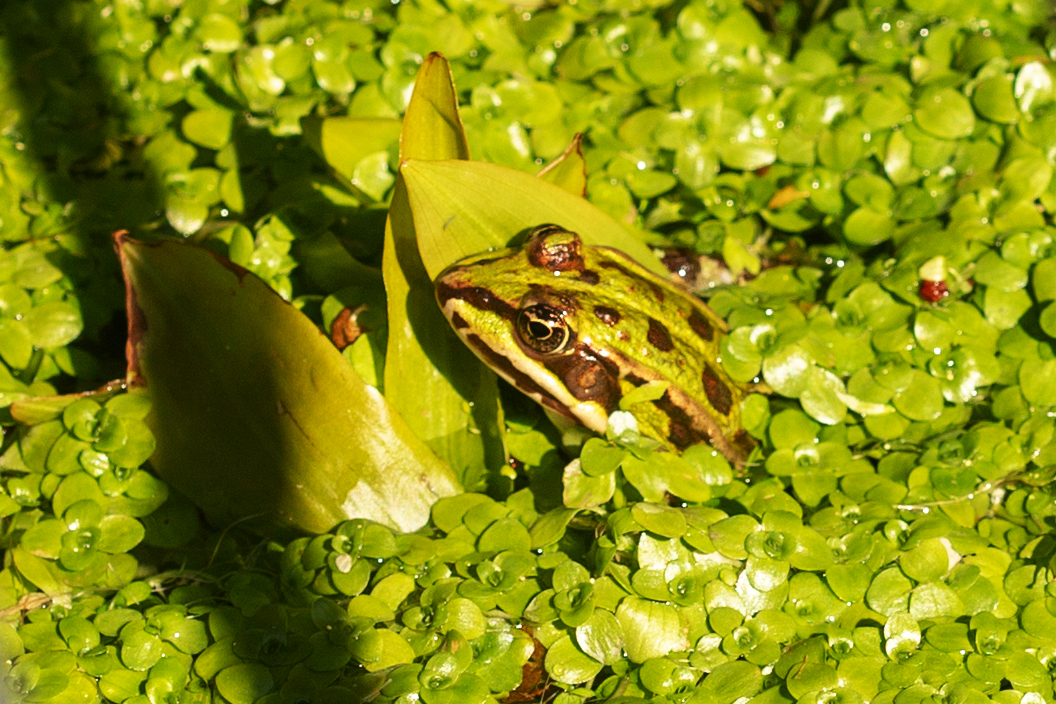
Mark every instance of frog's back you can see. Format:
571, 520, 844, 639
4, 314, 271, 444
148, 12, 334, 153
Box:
578, 245, 749, 460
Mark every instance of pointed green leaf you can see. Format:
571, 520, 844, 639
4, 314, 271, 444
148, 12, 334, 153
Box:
117, 234, 459, 534
382, 53, 504, 491
400, 53, 471, 163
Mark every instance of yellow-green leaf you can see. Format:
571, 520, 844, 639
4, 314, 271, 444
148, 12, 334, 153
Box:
537, 134, 588, 197
401, 158, 669, 280
117, 234, 459, 534
382, 53, 504, 491
399, 52, 470, 163
301, 116, 401, 183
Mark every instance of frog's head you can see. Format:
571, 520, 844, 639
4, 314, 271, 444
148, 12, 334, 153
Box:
434, 225, 620, 432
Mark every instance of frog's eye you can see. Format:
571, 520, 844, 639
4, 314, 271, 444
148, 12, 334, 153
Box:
517, 304, 571, 354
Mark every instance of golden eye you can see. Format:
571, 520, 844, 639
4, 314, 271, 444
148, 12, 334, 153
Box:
517, 304, 571, 354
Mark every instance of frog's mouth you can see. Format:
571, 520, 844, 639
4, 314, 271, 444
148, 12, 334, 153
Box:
459, 332, 616, 435
436, 279, 615, 433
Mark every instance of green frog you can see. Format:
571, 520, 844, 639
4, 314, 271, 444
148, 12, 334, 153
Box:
435, 224, 752, 467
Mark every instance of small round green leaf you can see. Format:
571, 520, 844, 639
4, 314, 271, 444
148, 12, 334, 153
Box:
616, 597, 689, 662
843, 206, 895, 246
23, 301, 83, 349
914, 88, 976, 139
900, 539, 949, 583
973, 75, 1019, 124
1019, 359, 1056, 407
891, 370, 943, 421
543, 635, 602, 685
576, 609, 624, 666
120, 628, 164, 671
215, 663, 274, 703
197, 13, 242, 53
182, 109, 234, 151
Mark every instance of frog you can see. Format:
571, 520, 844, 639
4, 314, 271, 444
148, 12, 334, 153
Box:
434, 224, 753, 467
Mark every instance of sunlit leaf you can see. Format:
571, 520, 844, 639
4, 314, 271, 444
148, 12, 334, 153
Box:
117, 234, 459, 533
537, 134, 588, 197
403, 158, 669, 280
301, 117, 401, 183
382, 53, 505, 492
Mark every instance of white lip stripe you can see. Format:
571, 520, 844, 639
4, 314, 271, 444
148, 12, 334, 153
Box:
442, 298, 609, 434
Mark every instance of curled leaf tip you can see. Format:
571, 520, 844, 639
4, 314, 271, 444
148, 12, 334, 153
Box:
115, 232, 148, 387
538, 134, 588, 197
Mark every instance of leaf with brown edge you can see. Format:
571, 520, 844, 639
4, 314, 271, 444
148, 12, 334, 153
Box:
116, 232, 459, 534
502, 627, 555, 704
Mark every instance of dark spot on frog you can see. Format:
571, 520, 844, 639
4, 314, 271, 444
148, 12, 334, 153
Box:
647, 318, 674, 352
436, 282, 516, 322
625, 372, 647, 386
593, 306, 621, 326
648, 282, 665, 303
653, 391, 705, 451
617, 330, 630, 341
666, 420, 693, 449
461, 255, 504, 268
544, 346, 620, 413
661, 247, 701, 283
450, 312, 469, 329
701, 365, 733, 416
464, 334, 571, 417
688, 309, 715, 342
579, 270, 600, 285
527, 224, 584, 272
597, 259, 635, 277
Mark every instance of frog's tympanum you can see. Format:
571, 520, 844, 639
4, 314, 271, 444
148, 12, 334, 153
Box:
435, 224, 752, 466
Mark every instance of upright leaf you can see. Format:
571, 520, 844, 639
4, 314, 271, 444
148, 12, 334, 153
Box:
398, 54, 471, 162
117, 234, 459, 534
382, 53, 505, 492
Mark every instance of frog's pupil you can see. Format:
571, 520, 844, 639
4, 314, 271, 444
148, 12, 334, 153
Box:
529, 320, 551, 338
517, 305, 569, 353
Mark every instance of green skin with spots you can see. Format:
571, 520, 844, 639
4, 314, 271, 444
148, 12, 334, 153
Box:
435, 225, 751, 466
